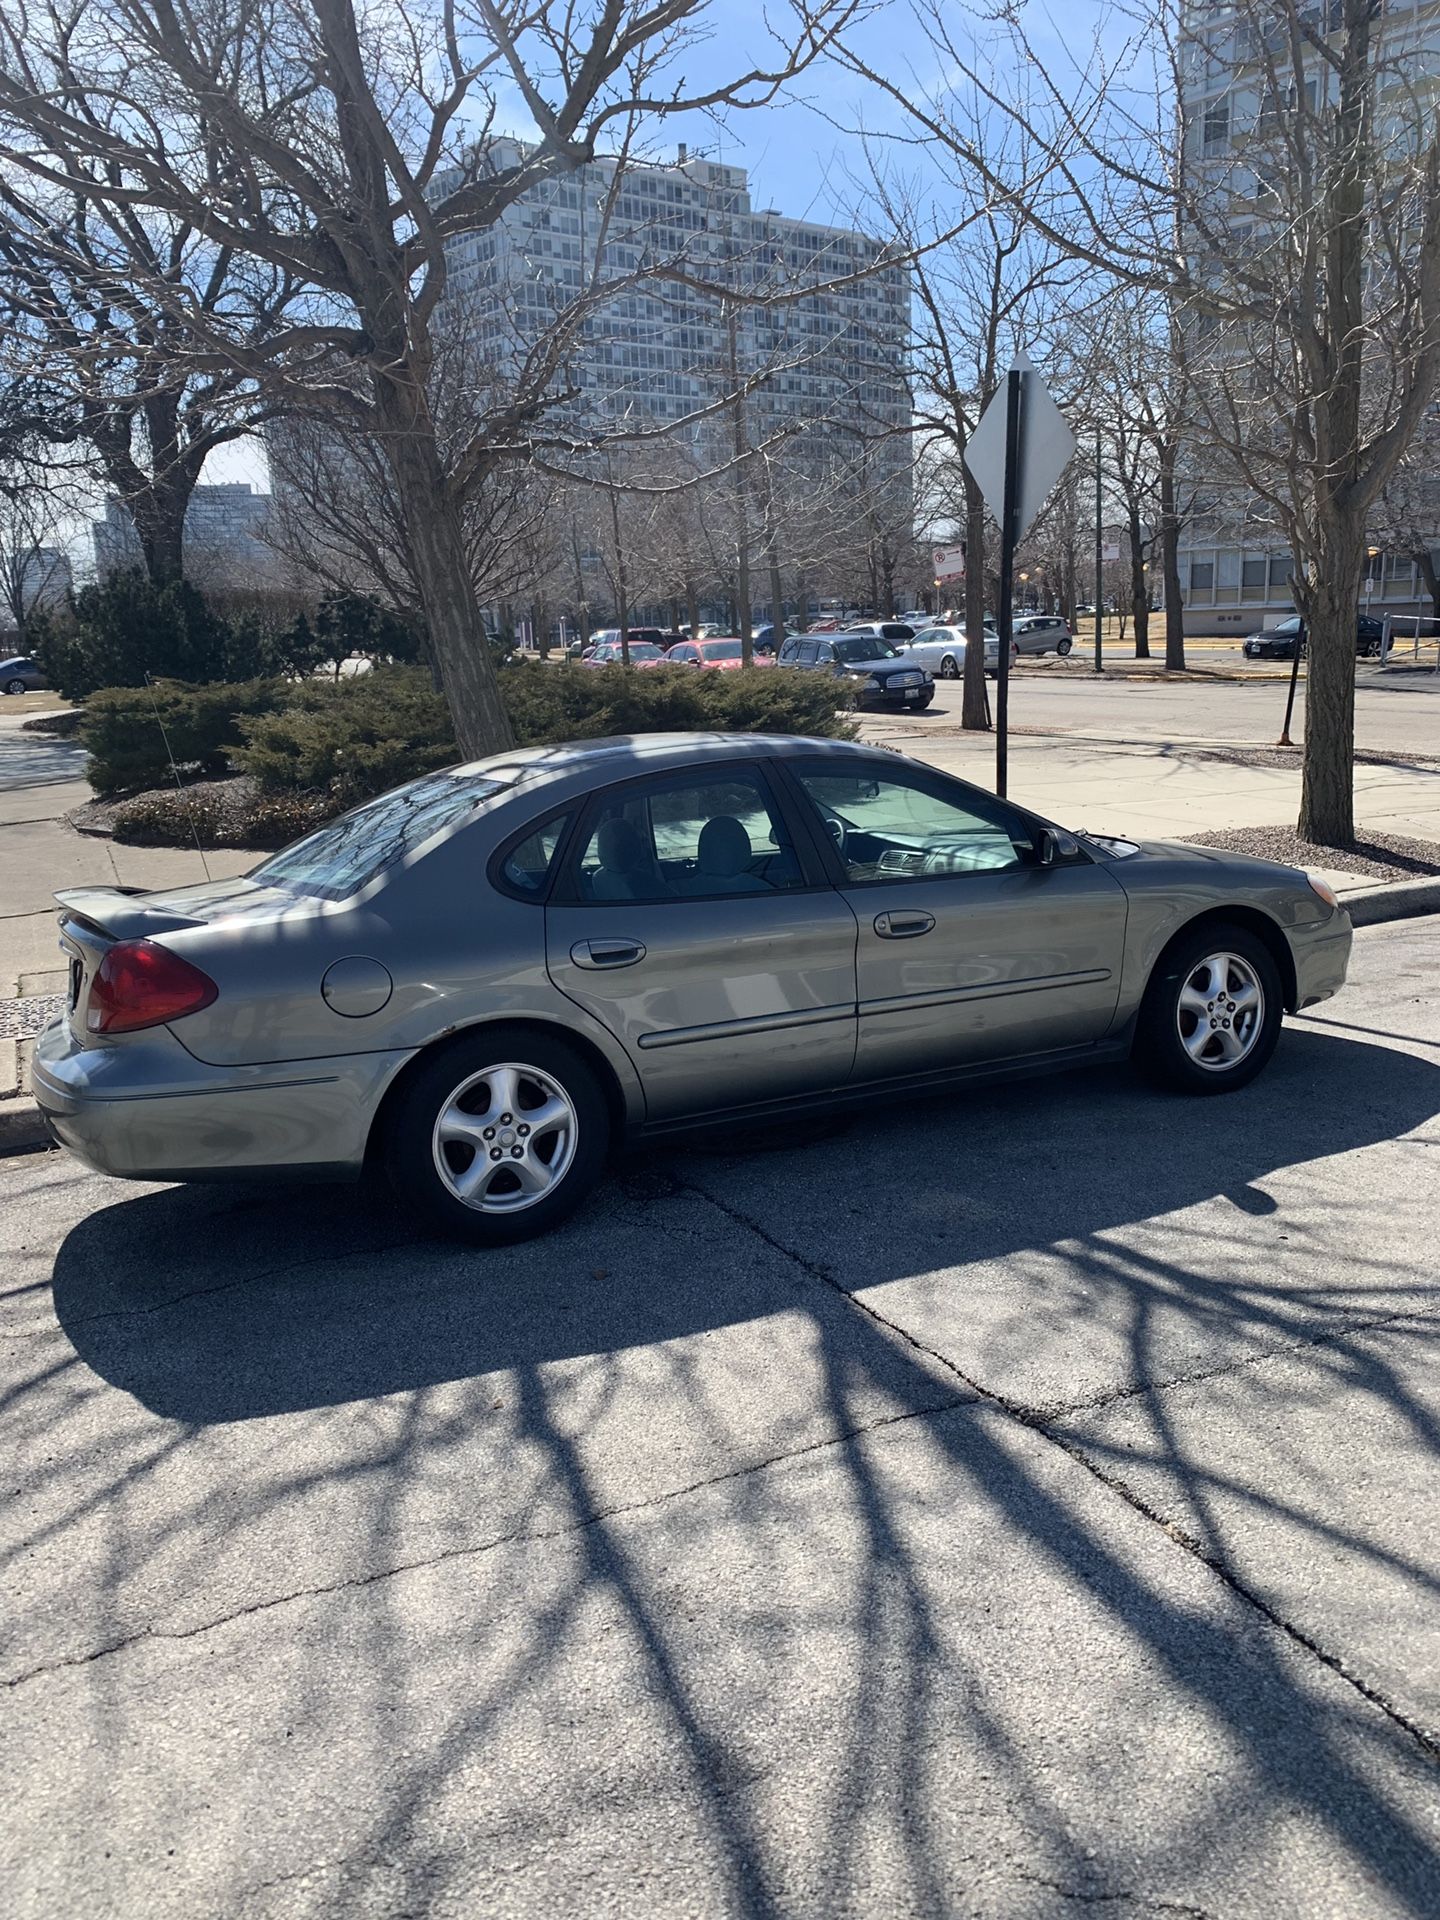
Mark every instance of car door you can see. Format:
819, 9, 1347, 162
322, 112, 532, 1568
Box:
778, 757, 1128, 1081
545, 762, 858, 1121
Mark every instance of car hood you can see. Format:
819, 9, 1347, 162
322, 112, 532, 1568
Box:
1080, 834, 1309, 888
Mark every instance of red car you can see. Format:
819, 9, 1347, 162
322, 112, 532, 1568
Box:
662, 638, 775, 671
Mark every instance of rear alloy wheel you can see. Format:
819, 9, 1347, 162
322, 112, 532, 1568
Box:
1135, 924, 1283, 1094
4, 678, 26, 695
939, 654, 960, 680
1056, 637, 1072, 656
385, 1027, 609, 1243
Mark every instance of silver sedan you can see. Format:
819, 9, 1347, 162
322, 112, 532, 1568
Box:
899, 626, 1015, 679
34, 733, 1352, 1244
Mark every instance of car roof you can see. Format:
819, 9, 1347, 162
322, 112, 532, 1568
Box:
449, 732, 889, 799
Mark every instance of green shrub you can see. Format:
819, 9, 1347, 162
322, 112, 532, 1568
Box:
82, 679, 285, 795
497, 658, 857, 747
234, 666, 455, 803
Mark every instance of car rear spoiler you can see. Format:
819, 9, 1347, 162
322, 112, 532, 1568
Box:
53, 887, 208, 942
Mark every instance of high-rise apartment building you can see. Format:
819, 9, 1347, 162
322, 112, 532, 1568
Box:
439, 140, 913, 596
92, 483, 280, 587
1175, 2, 1440, 636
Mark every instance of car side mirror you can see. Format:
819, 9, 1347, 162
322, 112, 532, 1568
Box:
1037, 827, 1080, 866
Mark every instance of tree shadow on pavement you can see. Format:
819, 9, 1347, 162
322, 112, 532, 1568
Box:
15, 1024, 1440, 1915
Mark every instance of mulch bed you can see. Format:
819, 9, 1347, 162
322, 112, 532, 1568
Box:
1183, 825, 1440, 881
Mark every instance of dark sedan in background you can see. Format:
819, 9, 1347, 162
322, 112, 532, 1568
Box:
776, 632, 935, 710
1243, 615, 1386, 660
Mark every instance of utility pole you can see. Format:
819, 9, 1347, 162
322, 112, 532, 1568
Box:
1094, 434, 1104, 675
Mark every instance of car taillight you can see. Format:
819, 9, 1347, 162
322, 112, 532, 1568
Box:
86, 939, 218, 1034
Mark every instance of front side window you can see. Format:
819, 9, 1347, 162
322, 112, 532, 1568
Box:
792, 764, 1033, 884
572, 770, 805, 901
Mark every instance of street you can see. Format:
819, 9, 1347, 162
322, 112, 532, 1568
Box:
3, 917, 1437, 1917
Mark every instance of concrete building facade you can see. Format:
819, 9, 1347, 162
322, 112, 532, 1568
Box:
1175, 0, 1440, 637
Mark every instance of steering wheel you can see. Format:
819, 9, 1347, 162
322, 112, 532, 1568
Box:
820, 810, 846, 855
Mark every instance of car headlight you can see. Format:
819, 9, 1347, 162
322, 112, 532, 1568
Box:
864, 675, 883, 690
922, 670, 934, 683
1306, 874, 1339, 910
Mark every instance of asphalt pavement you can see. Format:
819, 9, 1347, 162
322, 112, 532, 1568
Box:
2, 919, 1438, 1918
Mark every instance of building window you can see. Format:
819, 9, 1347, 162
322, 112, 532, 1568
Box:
1241, 557, 1267, 595
1268, 555, 1294, 593
1203, 98, 1230, 153
1189, 559, 1215, 592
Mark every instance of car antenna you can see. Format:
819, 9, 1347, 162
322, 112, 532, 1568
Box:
144, 672, 213, 882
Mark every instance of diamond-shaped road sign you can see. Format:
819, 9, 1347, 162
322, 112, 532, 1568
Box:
963, 349, 1076, 543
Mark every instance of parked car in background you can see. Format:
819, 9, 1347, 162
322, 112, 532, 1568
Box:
1013, 615, 1073, 656
844, 620, 926, 648
663, 638, 773, 671
579, 641, 667, 668
1, 655, 46, 694
777, 633, 935, 710
33, 734, 1353, 1246
1242, 614, 1386, 660
751, 622, 800, 655
899, 626, 1015, 680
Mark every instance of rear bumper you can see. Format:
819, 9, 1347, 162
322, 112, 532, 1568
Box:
31, 1017, 414, 1181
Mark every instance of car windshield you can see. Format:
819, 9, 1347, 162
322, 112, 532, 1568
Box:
1275, 617, 1303, 635
700, 641, 743, 660
249, 771, 506, 901
833, 636, 901, 662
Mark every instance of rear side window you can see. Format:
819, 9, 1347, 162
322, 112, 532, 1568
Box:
250, 773, 505, 901
496, 812, 572, 897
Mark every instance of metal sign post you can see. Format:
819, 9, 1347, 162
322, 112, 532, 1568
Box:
995, 370, 1023, 797
964, 350, 1076, 801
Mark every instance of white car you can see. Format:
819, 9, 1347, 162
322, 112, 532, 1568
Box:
900, 625, 1015, 680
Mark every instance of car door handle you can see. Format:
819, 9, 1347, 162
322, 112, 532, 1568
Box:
874, 911, 935, 939
570, 938, 647, 969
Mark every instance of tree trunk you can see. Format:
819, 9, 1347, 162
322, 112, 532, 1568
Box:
1158, 440, 1186, 670
1297, 525, 1362, 846
374, 375, 513, 759
685, 577, 700, 641
608, 485, 631, 665
962, 471, 990, 731
769, 550, 785, 647
1414, 546, 1439, 620
1128, 512, 1150, 658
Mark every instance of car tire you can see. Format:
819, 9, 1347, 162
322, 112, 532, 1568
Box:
1134, 922, 1284, 1095
939, 654, 960, 680
4, 678, 26, 695
384, 1026, 610, 1244
1056, 638, 1072, 656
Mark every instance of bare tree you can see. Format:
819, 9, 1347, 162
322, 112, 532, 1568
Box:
838, 0, 1440, 846
0, 0, 861, 758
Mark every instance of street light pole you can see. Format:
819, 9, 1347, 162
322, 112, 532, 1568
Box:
996, 366, 1024, 799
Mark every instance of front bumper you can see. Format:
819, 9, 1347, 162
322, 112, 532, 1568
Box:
1290, 911, 1353, 1010
858, 684, 935, 710
31, 1017, 414, 1182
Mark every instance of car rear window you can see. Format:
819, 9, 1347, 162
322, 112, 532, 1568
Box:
249, 772, 507, 900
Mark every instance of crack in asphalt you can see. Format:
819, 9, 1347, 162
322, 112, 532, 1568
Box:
1044, 1296, 1440, 1421
1001, 1873, 1220, 1918
676, 1174, 1440, 1768
0, 1393, 967, 1693
8, 1155, 1438, 1773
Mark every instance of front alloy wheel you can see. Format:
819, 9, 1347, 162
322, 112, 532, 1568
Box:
1175, 952, 1264, 1072
1136, 922, 1283, 1094
939, 653, 960, 679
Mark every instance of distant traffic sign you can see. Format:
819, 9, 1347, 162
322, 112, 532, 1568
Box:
964, 350, 1076, 543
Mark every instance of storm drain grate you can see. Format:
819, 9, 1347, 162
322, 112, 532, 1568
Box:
0, 995, 66, 1041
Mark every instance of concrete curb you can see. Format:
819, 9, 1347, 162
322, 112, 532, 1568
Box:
1343, 874, 1440, 927
0, 1094, 48, 1155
